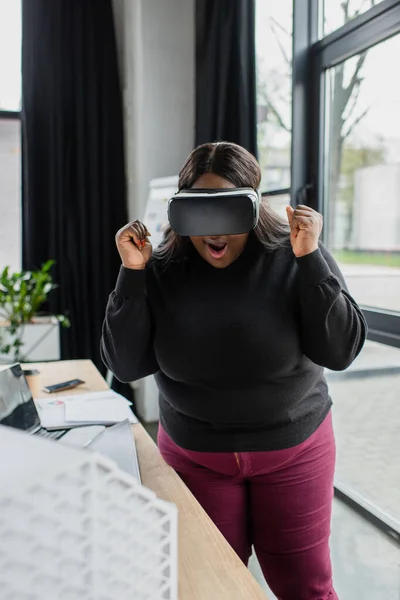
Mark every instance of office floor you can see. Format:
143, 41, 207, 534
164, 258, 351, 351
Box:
144, 421, 400, 600
249, 499, 400, 599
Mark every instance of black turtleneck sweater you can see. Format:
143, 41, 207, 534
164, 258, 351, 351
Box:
101, 236, 367, 451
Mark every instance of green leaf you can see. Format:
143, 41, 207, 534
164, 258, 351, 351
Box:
43, 283, 55, 295
1, 266, 9, 280
56, 315, 71, 328
42, 260, 56, 273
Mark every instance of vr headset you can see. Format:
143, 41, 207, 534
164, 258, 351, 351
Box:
167, 188, 260, 237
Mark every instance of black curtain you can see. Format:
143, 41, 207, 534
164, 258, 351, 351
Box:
21, 0, 128, 374
195, 0, 258, 156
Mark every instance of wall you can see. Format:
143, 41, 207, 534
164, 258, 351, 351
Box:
112, 0, 195, 220
111, 0, 195, 421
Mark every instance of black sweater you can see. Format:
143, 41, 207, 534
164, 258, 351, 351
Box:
101, 236, 367, 451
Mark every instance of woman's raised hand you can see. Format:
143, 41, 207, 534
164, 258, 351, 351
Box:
286, 205, 323, 258
115, 220, 152, 269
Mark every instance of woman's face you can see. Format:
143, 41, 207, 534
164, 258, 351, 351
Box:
189, 173, 249, 269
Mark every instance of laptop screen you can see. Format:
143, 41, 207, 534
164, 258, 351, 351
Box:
0, 363, 40, 432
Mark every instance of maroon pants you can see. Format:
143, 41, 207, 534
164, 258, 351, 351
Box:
158, 412, 338, 600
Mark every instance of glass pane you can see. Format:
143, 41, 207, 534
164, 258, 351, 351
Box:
321, 0, 385, 37
0, 0, 22, 111
256, 0, 292, 192
328, 340, 400, 522
331, 500, 400, 598
324, 34, 400, 312
264, 193, 290, 221
0, 119, 21, 271
251, 497, 400, 598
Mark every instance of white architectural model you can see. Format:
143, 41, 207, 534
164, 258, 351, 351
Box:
0, 426, 178, 600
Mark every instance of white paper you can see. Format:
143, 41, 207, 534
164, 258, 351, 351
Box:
35, 391, 136, 429
65, 397, 137, 425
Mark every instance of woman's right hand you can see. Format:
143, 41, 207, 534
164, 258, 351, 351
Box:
115, 220, 152, 270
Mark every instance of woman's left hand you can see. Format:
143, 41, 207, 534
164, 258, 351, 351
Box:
286, 205, 323, 258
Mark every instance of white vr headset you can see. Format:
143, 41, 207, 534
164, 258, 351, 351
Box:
168, 188, 260, 237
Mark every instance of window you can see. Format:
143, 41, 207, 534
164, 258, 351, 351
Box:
263, 193, 290, 221
0, 0, 22, 272
255, 0, 292, 193
0, 120, 21, 271
288, 2, 400, 588
321, 0, 385, 38
328, 340, 400, 522
324, 34, 400, 312
0, 0, 21, 111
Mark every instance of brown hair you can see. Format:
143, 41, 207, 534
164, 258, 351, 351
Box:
155, 142, 289, 262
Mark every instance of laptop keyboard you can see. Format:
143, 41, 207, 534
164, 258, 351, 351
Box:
36, 428, 66, 440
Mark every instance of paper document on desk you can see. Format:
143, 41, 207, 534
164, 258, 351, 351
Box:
35, 390, 138, 429
65, 397, 137, 425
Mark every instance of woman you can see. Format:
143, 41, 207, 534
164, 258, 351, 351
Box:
101, 142, 366, 600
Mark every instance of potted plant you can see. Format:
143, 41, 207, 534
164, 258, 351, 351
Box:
0, 260, 70, 363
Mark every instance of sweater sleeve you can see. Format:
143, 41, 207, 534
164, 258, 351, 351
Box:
296, 244, 367, 371
100, 266, 159, 382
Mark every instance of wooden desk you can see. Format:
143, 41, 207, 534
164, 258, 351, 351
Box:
28, 360, 268, 600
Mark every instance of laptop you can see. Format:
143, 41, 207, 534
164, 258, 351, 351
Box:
0, 363, 104, 447
86, 419, 141, 483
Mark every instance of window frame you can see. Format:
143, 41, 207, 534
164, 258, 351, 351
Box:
261, 188, 290, 199
0, 110, 20, 119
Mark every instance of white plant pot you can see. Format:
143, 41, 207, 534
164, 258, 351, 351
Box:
0, 316, 61, 363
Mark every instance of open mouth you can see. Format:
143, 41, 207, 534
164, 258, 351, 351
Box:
205, 241, 228, 259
